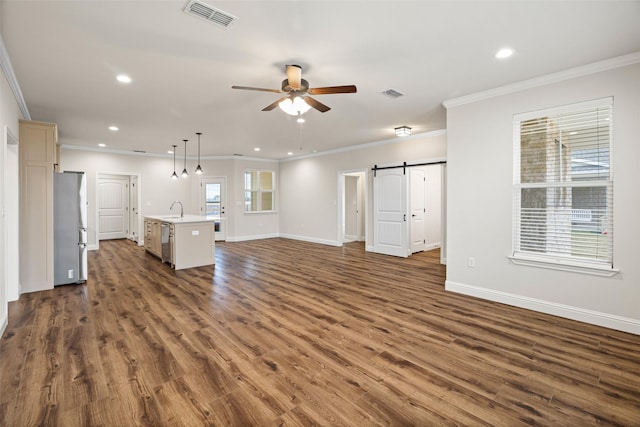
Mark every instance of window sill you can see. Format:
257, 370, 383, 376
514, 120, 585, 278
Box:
509, 254, 619, 277
244, 211, 278, 215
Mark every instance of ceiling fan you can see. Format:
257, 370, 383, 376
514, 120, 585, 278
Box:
231, 64, 357, 114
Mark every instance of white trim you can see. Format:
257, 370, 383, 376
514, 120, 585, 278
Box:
424, 242, 441, 251
226, 233, 279, 243
87, 244, 99, 251
0, 313, 7, 339
445, 280, 640, 335
280, 129, 447, 162
278, 233, 341, 247
60, 144, 278, 163
442, 51, 640, 109
0, 34, 30, 120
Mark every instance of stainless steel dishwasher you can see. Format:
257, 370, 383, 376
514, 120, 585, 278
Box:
161, 222, 172, 265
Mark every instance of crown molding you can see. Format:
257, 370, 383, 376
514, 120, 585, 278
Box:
0, 34, 30, 120
280, 129, 447, 162
442, 51, 640, 109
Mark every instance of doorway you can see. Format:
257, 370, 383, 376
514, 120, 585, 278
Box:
97, 173, 141, 244
338, 170, 366, 245
200, 176, 227, 241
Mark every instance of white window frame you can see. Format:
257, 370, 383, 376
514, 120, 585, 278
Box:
243, 169, 276, 213
510, 97, 618, 277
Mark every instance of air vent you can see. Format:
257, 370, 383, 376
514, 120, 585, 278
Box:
133, 150, 146, 153
184, 0, 238, 29
380, 89, 405, 99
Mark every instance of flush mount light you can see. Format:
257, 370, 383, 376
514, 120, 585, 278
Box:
116, 74, 131, 83
98, 143, 106, 147
287, 152, 293, 156
171, 144, 179, 179
395, 126, 411, 137
254, 147, 261, 152
495, 48, 514, 59
108, 126, 119, 131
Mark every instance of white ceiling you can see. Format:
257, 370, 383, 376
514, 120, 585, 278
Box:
2, 1, 639, 160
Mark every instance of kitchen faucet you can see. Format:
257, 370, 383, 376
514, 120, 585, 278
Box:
170, 201, 184, 218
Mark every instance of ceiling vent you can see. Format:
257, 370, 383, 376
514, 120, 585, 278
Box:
184, 0, 238, 29
380, 89, 405, 99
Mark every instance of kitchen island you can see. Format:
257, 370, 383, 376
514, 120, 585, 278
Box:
144, 215, 215, 270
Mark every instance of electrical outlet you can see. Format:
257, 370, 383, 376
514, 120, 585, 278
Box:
467, 257, 476, 268
68, 269, 74, 278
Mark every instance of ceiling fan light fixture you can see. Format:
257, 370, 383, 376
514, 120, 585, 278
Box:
279, 96, 311, 116
395, 126, 412, 137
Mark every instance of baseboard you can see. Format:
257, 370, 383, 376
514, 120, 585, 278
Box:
278, 233, 341, 247
425, 242, 441, 251
226, 233, 280, 243
445, 280, 640, 335
0, 312, 7, 339
87, 244, 99, 251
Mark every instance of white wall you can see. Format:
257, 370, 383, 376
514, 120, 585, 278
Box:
60, 150, 279, 247
445, 61, 640, 334
279, 132, 447, 246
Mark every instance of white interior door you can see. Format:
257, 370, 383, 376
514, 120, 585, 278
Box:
373, 168, 408, 257
98, 176, 129, 240
410, 167, 427, 253
201, 177, 227, 241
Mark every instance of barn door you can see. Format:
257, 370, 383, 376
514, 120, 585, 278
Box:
373, 168, 408, 257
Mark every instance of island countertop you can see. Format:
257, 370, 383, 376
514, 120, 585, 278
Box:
144, 214, 216, 224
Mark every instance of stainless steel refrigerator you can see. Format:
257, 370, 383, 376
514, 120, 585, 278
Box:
54, 171, 88, 286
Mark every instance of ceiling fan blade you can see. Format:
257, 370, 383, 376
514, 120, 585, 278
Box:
286, 65, 302, 90
232, 85, 283, 93
262, 97, 289, 111
304, 96, 331, 113
308, 85, 357, 95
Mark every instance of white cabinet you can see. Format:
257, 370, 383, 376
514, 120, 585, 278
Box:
19, 120, 58, 293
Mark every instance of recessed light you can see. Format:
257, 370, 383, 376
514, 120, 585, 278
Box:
98, 143, 106, 147
116, 74, 131, 83
495, 48, 514, 59
168, 150, 174, 154
287, 152, 293, 156
297, 118, 305, 124
254, 147, 261, 152
108, 126, 119, 131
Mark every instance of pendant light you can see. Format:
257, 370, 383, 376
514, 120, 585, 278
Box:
170, 144, 178, 179
181, 139, 189, 178
194, 132, 204, 174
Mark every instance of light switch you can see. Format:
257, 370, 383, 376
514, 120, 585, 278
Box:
192, 230, 199, 236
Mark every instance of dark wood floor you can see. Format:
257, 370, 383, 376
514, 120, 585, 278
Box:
1, 238, 639, 426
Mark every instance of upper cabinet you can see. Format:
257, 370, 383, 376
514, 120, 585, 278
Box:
19, 120, 58, 293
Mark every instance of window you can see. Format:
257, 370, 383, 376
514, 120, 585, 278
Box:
512, 98, 614, 274
244, 170, 275, 212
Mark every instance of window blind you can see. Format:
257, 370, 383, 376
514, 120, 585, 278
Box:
513, 98, 613, 268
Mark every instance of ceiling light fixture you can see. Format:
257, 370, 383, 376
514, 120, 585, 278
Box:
254, 147, 261, 152
171, 144, 179, 179
116, 74, 132, 83
181, 139, 189, 178
194, 132, 204, 175
279, 96, 311, 116
395, 126, 411, 137
98, 143, 106, 147
108, 126, 119, 131
287, 152, 293, 156
495, 48, 514, 59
